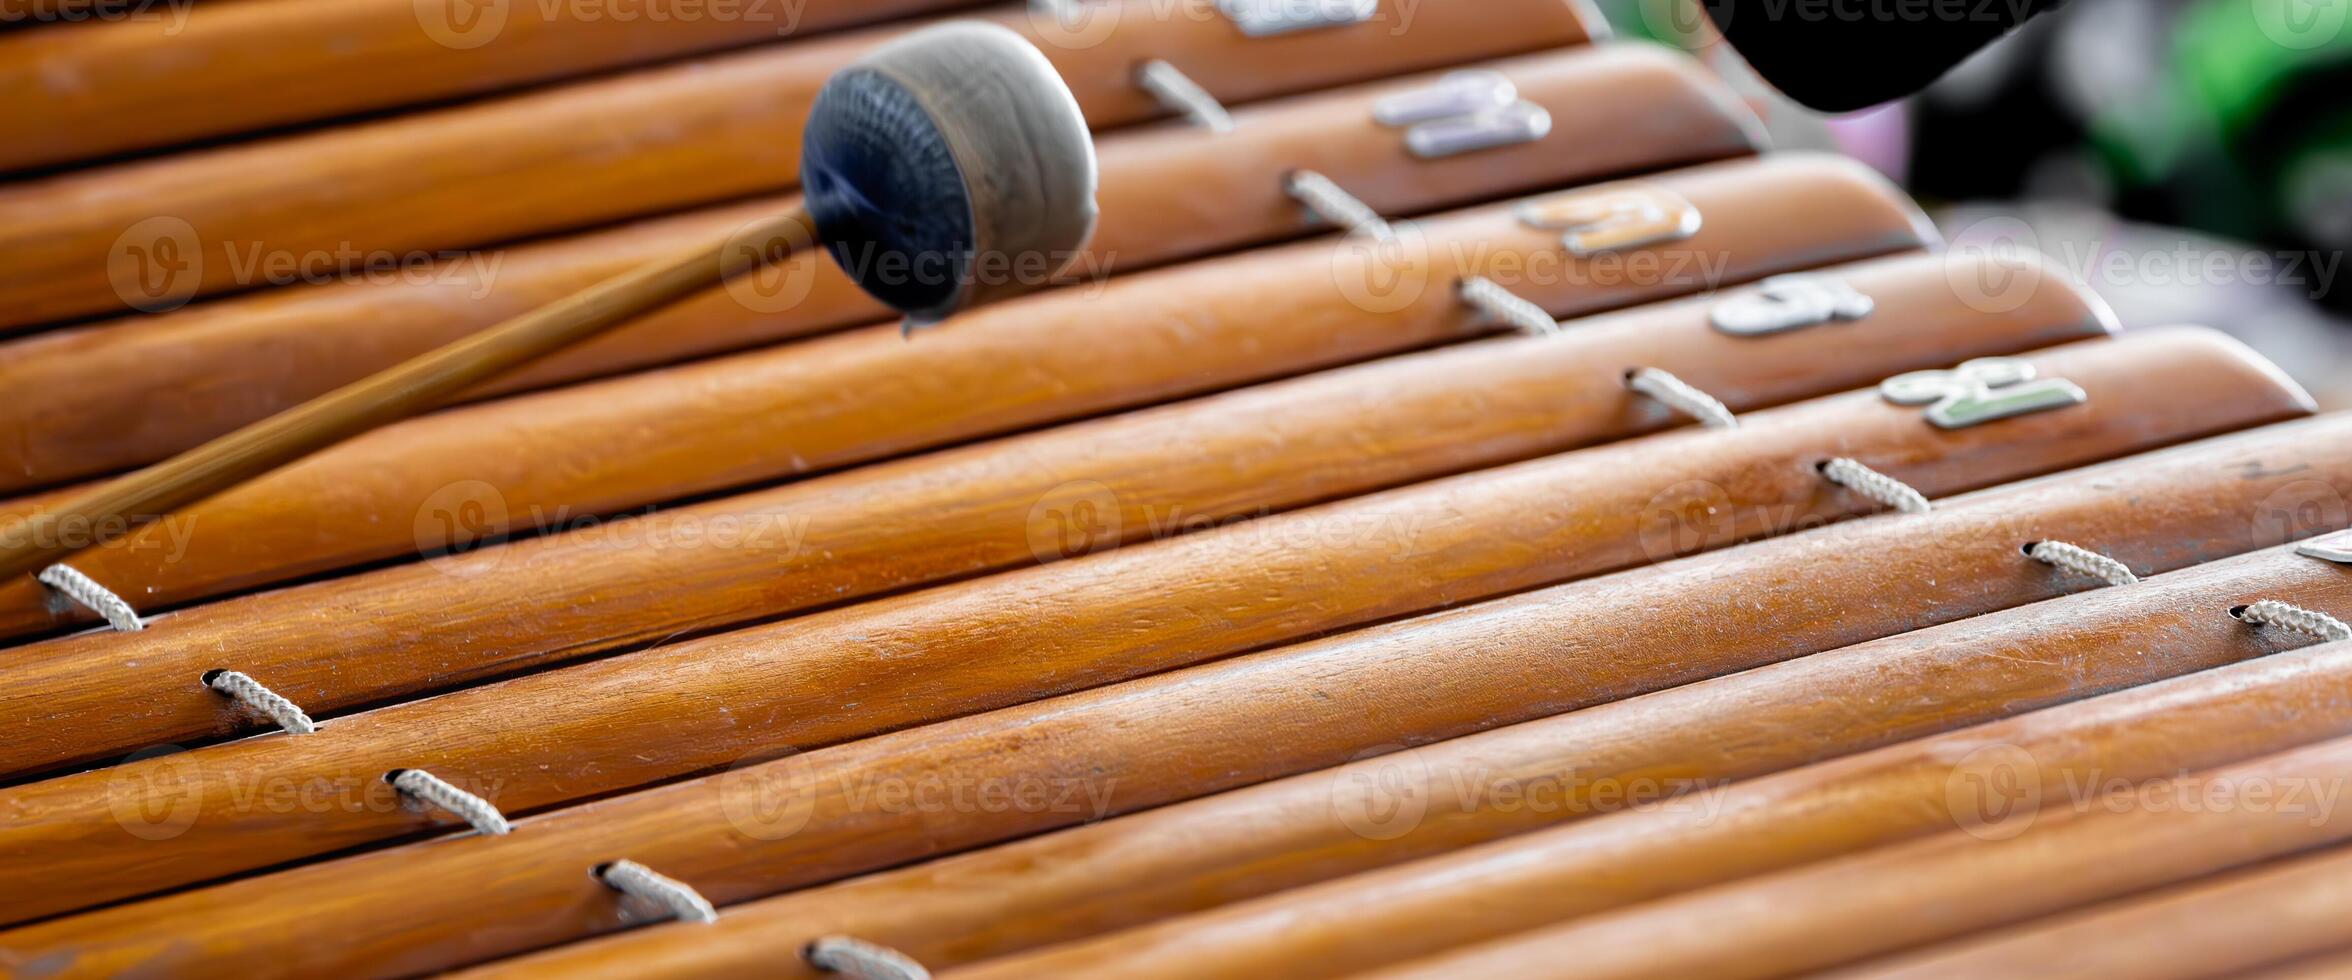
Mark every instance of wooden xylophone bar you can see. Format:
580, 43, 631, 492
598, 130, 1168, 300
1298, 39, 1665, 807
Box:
0, 44, 1756, 496
5, 2, 2352, 978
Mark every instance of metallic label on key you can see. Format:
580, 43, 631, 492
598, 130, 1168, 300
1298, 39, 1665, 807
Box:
1217, 0, 1378, 36
1373, 71, 1518, 126
1879, 357, 2089, 430
1402, 102, 1552, 159
1372, 71, 1549, 159
2300, 530, 2352, 565
1709, 273, 1876, 336
1517, 185, 1704, 256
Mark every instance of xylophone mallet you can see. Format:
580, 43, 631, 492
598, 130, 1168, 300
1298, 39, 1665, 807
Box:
0, 21, 1098, 585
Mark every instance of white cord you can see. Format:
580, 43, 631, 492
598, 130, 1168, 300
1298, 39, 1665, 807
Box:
1626, 367, 1737, 429
1456, 276, 1560, 336
807, 936, 932, 980
597, 860, 718, 923
1135, 59, 1233, 133
37, 564, 142, 632
1284, 170, 1395, 241
2025, 540, 2139, 587
2236, 600, 2352, 643
1819, 458, 1931, 515
203, 670, 317, 735
390, 769, 512, 836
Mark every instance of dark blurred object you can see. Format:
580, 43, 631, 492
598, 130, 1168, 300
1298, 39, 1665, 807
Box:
1702, 0, 2067, 111
1908, 0, 2352, 306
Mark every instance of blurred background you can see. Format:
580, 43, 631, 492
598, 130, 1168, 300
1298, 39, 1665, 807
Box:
1601, 0, 2352, 409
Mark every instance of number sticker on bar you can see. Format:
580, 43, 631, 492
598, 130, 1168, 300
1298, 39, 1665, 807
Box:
1879, 357, 2089, 429
1372, 71, 1518, 125
1710, 273, 1877, 337
1217, 0, 1379, 36
1516, 184, 1704, 257
2300, 530, 2352, 564
1374, 71, 1552, 159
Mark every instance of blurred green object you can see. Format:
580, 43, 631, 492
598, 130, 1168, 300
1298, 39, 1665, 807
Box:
1599, 0, 2352, 272
2099, 0, 2352, 248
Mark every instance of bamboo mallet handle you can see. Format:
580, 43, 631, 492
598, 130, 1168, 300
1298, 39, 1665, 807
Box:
0, 20, 1096, 586
0, 208, 813, 584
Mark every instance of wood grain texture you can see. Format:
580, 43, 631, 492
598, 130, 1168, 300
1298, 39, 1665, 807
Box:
936, 545, 2352, 980
0, 247, 2055, 643
0, 206, 818, 584
0, 328, 2234, 922
0, 0, 980, 171
0, 0, 1597, 329
0, 157, 1934, 742
471, 535, 2352, 979
0, 335, 2312, 974
2243, 948, 2352, 980
1359, 734, 2352, 980
0, 1, 144, 25
0, 45, 1759, 495
1834, 841, 2352, 980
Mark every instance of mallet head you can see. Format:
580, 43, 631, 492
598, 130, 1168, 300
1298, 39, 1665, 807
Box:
800, 21, 1100, 327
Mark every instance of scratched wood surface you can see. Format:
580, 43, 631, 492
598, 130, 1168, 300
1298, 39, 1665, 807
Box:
9, 408, 2342, 972
0, 328, 2268, 922
0, 0, 1596, 329
0, 205, 1988, 645
5, 5, 2347, 977
470, 513, 2352, 978
0, 0, 982, 171
1358, 733, 2352, 980
934, 545, 2352, 980
0, 156, 1941, 757
0, 45, 1757, 496
0, 265, 2112, 776
1836, 840, 2352, 979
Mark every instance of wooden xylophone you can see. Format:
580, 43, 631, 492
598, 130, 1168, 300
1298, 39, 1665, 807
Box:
2, 2, 2350, 977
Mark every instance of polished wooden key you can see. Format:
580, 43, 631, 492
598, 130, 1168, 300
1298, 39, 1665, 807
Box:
0, 45, 1760, 497
1361, 733, 2352, 980
0, 0, 973, 171
0, 330, 2309, 968
0, 0, 1596, 330
0, 323, 2223, 921
1841, 841, 2352, 979
488, 604, 2352, 978
0, 246, 2063, 643
0, 157, 1935, 738
934, 543, 2352, 980
0, 19, 1102, 587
